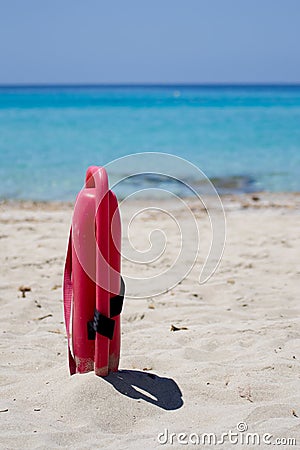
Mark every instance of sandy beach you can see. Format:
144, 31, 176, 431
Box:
0, 193, 300, 449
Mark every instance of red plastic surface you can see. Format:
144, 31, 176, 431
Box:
68, 166, 122, 376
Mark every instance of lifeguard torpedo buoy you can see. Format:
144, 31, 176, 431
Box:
63, 166, 124, 377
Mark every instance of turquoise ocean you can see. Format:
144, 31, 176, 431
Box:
0, 85, 300, 200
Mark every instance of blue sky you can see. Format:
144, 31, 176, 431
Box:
0, 0, 299, 84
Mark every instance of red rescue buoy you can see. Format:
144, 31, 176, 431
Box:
63, 166, 124, 376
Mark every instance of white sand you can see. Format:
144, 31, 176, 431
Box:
0, 194, 300, 449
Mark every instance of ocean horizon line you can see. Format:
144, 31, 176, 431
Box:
1, 82, 300, 89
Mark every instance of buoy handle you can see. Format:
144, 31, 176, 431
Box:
85, 166, 109, 191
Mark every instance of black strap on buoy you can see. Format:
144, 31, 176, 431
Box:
87, 277, 125, 341
110, 276, 125, 318
87, 310, 115, 340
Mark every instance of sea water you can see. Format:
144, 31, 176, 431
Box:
0, 85, 299, 200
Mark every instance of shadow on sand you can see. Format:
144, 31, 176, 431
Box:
104, 369, 183, 410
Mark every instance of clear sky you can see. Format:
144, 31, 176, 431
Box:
0, 0, 299, 84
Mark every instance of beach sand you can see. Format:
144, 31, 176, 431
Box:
0, 193, 300, 449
